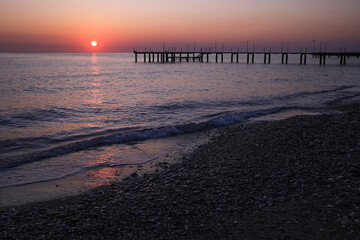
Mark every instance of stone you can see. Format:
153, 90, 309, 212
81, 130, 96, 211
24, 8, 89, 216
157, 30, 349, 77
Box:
345, 232, 356, 240
327, 178, 334, 182
335, 199, 350, 208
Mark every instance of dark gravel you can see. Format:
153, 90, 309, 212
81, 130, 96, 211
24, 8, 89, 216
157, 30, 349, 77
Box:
1, 102, 359, 239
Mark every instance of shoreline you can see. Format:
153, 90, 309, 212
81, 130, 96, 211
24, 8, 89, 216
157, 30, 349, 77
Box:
0, 129, 216, 208
1, 101, 359, 239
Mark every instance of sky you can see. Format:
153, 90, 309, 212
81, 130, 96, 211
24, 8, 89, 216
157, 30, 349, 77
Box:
0, 0, 359, 52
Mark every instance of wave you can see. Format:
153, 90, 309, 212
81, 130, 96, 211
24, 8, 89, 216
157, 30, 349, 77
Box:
0, 107, 76, 126
0, 107, 290, 170
270, 85, 357, 102
324, 92, 360, 106
0, 156, 158, 189
148, 85, 358, 113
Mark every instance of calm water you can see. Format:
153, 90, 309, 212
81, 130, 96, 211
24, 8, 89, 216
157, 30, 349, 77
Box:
0, 53, 359, 205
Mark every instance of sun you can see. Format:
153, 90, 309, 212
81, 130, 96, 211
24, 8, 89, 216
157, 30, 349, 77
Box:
91, 41, 97, 47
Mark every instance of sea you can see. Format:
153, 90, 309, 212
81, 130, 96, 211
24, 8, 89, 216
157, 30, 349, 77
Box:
1, 52, 359, 206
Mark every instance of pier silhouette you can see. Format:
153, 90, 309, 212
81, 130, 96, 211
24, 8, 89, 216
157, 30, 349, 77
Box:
134, 47, 359, 65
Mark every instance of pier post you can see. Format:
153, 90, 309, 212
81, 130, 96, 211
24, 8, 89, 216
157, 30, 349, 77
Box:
252, 53, 254, 64
216, 53, 218, 63
152, 53, 155, 62
323, 54, 326, 65
301, 53, 307, 65
281, 54, 284, 64
286, 54, 288, 64
144, 53, 146, 62
264, 52, 266, 64
247, 53, 249, 64
340, 53, 347, 65
193, 53, 195, 62
231, 53, 234, 63
157, 53, 159, 62
148, 53, 151, 62
268, 53, 271, 64
319, 54, 322, 65
179, 53, 182, 62
236, 53, 239, 63
187, 53, 189, 62
135, 52, 137, 63
221, 53, 224, 63
263, 49, 266, 64
207, 53, 209, 62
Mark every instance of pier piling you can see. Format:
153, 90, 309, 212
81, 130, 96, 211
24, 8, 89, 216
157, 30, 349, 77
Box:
263, 49, 266, 64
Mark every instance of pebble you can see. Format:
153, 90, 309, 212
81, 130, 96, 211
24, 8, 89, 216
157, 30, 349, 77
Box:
335, 199, 350, 208
345, 231, 356, 240
327, 178, 334, 182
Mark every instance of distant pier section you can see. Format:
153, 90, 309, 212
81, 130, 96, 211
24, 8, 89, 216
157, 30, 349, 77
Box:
134, 49, 360, 65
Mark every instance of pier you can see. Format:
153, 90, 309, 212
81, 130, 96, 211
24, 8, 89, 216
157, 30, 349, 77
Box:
134, 50, 360, 65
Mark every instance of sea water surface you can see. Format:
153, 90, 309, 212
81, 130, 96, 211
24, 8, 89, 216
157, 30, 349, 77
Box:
0, 53, 359, 206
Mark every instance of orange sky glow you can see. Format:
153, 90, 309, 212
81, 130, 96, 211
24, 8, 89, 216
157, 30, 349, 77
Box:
0, 0, 359, 52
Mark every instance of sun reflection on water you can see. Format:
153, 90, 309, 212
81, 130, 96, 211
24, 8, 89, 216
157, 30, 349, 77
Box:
89, 53, 103, 106
87, 167, 120, 188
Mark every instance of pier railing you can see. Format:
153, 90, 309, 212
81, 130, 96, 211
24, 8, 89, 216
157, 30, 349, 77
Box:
134, 50, 360, 65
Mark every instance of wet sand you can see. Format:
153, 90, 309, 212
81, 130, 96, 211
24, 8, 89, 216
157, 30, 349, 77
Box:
1, 102, 359, 239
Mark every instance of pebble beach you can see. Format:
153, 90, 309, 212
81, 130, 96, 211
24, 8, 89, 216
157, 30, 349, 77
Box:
1, 101, 359, 239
